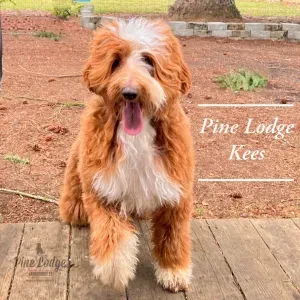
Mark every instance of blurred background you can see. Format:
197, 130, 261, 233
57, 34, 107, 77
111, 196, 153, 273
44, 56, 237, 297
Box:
1, 0, 300, 19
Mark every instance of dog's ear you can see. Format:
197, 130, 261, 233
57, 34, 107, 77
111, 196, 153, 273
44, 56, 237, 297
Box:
153, 21, 191, 96
171, 37, 191, 95
83, 23, 124, 94
177, 54, 191, 95
83, 58, 94, 93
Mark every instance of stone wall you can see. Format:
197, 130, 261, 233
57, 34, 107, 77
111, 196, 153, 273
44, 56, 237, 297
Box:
80, 12, 300, 41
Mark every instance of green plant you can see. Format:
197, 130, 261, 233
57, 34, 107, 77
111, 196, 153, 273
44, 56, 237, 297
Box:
34, 31, 62, 41
216, 69, 267, 92
53, 6, 71, 19
61, 102, 85, 108
4, 154, 29, 165
11, 32, 19, 37
197, 207, 204, 218
52, 2, 82, 19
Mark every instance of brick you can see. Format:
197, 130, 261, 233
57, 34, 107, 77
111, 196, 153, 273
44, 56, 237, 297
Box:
265, 23, 282, 31
270, 31, 287, 39
80, 11, 94, 17
212, 30, 232, 37
232, 30, 251, 38
207, 22, 227, 30
227, 23, 245, 30
169, 21, 188, 30
245, 23, 265, 31
288, 31, 300, 40
81, 15, 100, 24
251, 30, 271, 39
282, 23, 300, 31
172, 29, 194, 36
80, 5, 94, 13
188, 22, 208, 30
194, 30, 212, 37
82, 23, 96, 30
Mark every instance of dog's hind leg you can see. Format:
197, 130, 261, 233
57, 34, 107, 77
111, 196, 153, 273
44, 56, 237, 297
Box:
151, 197, 192, 293
83, 192, 139, 290
59, 139, 88, 226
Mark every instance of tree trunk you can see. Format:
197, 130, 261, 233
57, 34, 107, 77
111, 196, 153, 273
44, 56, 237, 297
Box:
168, 0, 242, 21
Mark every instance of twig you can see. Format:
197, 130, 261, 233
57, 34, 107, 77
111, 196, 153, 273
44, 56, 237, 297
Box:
4, 65, 82, 78
0, 188, 58, 205
282, 139, 300, 149
17, 96, 50, 102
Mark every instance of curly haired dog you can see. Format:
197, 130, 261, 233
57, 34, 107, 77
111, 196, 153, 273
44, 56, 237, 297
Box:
59, 18, 194, 292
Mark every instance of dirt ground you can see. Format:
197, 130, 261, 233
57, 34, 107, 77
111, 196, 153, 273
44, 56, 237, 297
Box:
0, 15, 299, 223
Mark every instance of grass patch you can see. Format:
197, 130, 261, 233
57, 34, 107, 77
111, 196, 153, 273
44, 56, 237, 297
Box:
34, 31, 61, 41
1, 0, 300, 16
61, 102, 85, 108
4, 154, 30, 165
196, 207, 204, 218
10, 32, 19, 37
216, 69, 267, 92
236, 0, 300, 17
1, 0, 170, 13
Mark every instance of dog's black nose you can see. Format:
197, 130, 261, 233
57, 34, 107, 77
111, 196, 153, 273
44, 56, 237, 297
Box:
122, 87, 138, 101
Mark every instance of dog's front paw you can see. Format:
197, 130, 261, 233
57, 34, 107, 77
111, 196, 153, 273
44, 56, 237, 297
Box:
154, 264, 192, 293
92, 233, 139, 290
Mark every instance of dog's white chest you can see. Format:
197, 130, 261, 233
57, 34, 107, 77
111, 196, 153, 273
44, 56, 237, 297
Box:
93, 119, 182, 215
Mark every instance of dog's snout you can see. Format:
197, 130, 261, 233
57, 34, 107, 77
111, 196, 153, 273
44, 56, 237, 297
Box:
122, 87, 138, 101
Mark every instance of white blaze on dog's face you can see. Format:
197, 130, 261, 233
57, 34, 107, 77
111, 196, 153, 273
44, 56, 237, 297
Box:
84, 18, 191, 136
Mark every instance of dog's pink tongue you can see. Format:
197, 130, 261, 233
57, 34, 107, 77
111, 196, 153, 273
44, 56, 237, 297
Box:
122, 101, 143, 135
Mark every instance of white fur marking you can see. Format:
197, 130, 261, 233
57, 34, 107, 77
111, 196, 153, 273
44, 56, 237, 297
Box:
109, 18, 167, 51
92, 232, 139, 289
154, 263, 192, 292
93, 118, 182, 215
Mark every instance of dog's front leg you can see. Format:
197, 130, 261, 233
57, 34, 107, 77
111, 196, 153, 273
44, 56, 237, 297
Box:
83, 193, 139, 290
151, 198, 192, 292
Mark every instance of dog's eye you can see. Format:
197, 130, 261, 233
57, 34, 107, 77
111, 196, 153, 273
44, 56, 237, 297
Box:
112, 58, 120, 72
142, 54, 154, 67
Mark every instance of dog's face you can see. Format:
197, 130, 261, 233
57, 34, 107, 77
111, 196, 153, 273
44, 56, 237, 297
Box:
84, 18, 191, 135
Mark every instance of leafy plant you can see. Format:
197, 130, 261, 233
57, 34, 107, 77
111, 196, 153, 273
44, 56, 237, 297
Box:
197, 207, 204, 218
4, 154, 29, 165
34, 31, 62, 41
52, 2, 82, 19
216, 69, 267, 92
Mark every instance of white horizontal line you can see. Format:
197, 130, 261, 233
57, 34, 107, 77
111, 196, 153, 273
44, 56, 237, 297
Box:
198, 178, 294, 182
198, 104, 294, 107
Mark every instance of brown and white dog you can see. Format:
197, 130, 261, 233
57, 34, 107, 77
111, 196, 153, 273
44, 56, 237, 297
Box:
59, 18, 194, 292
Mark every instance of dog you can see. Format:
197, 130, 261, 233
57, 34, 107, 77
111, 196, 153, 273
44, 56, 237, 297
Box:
59, 18, 194, 293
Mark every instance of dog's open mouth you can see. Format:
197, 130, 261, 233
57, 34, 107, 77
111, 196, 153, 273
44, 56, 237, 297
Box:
122, 101, 143, 136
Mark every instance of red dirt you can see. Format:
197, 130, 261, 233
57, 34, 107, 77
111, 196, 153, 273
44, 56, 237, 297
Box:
0, 15, 299, 223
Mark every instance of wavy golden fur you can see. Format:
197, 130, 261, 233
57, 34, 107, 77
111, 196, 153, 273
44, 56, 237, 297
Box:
59, 18, 194, 292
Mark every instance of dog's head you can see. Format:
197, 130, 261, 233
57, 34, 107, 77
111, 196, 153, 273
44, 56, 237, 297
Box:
83, 18, 191, 135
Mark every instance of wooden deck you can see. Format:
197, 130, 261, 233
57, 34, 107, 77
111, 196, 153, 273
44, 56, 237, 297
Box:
1, 219, 300, 300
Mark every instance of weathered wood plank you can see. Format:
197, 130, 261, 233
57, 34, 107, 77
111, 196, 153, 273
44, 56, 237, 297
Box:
69, 226, 126, 300
252, 219, 300, 291
9, 222, 69, 300
0, 223, 24, 300
127, 221, 185, 300
208, 219, 300, 300
187, 220, 243, 300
